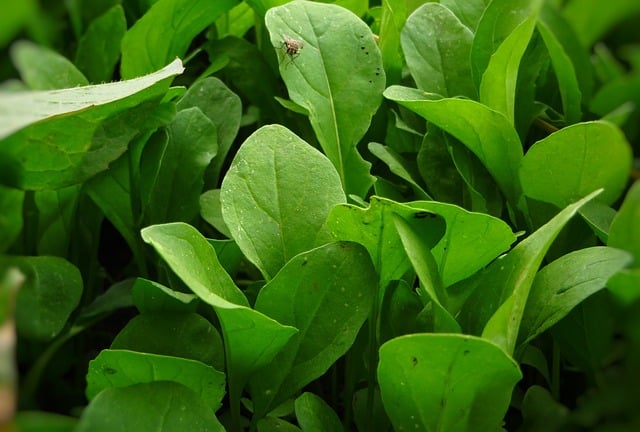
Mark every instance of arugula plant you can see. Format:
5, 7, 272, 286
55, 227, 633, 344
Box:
0, 0, 639, 431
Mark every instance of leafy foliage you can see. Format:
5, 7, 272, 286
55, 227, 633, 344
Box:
1, 1, 639, 431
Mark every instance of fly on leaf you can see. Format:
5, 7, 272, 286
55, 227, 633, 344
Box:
281, 34, 303, 66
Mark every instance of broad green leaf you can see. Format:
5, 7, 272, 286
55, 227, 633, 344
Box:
607, 182, 640, 304
76, 381, 225, 431
392, 215, 460, 333
65, 0, 122, 37
383, 86, 523, 207
110, 312, 224, 369
520, 121, 632, 208
295, 392, 343, 432
578, 200, 616, 244
459, 190, 601, 354
471, 0, 540, 86
328, 196, 514, 291
86, 349, 225, 410
563, 0, 640, 46
250, 242, 376, 417
327, 197, 445, 291
130, 278, 198, 314
10, 40, 89, 90
440, 0, 489, 31
244, 0, 288, 17
7, 256, 82, 341
120, 0, 238, 78
141, 223, 297, 412
368, 142, 431, 200
378, 334, 522, 432
0, 59, 184, 189
176, 77, 241, 186
402, 3, 476, 98
265, 2, 385, 197
141, 223, 247, 306
220, 125, 345, 280
75, 5, 127, 83
216, 2, 254, 38
479, 2, 541, 124
140, 107, 218, 224
0, 186, 24, 252
406, 200, 514, 288
518, 247, 632, 347
590, 75, 640, 119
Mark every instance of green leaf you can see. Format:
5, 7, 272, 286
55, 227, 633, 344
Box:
141, 222, 297, 413
550, 291, 614, 375
0, 59, 184, 189
130, 278, 198, 314
0, 186, 24, 252
520, 121, 632, 208
120, 0, 238, 78
257, 417, 301, 432
265, 1, 385, 197
110, 312, 224, 369
470, 0, 540, 86
250, 242, 376, 417
220, 125, 345, 280
10, 40, 89, 90
563, 0, 640, 46
76, 381, 225, 431
440, 0, 489, 31
140, 107, 218, 224
8, 256, 83, 341
200, 189, 231, 238
378, 334, 522, 432
368, 142, 430, 200
327, 197, 445, 291
379, 0, 411, 85
520, 386, 569, 431
392, 214, 460, 332
458, 190, 601, 354
536, 3, 587, 123
607, 181, 640, 304
75, 5, 127, 83
383, 86, 523, 207
295, 392, 344, 432
14, 411, 78, 432
478, 1, 541, 124
34, 185, 80, 256
402, 3, 476, 98
518, 247, 632, 348
86, 349, 225, 410
0, 0, 36, 49
176, 77, 242, 186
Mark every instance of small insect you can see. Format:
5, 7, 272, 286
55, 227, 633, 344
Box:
281, 34, 304, 66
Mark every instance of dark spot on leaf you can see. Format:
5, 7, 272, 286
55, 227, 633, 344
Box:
375, 72, 380, 76
463, 350, 470, 356
104, 367, 117, 375
361, 46, 365, 50
368, 80, 372, 83
302, 258, 308, 266
365, 51, 369, 55
411, 356, 418, 366
414, 211, 436, 219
